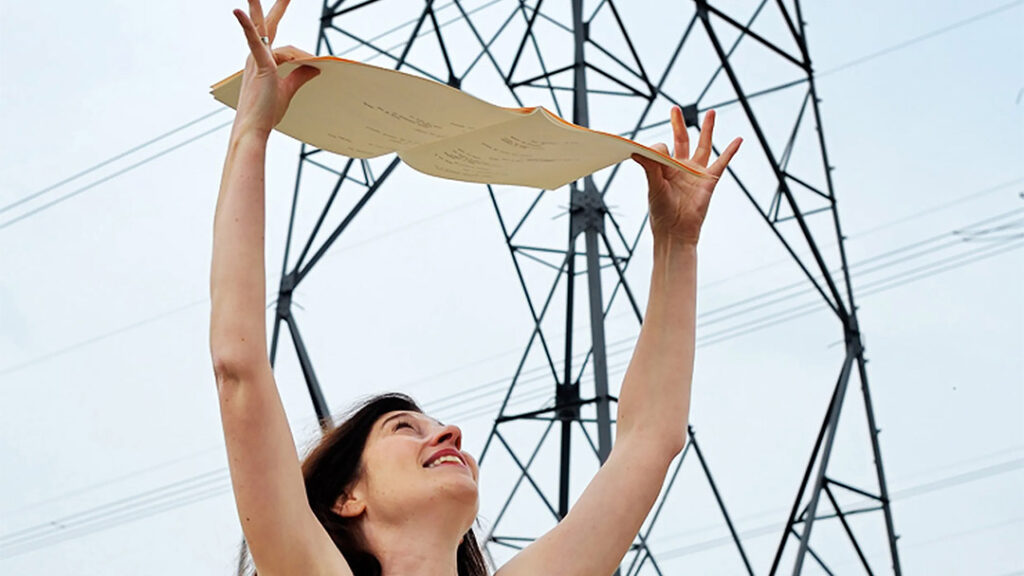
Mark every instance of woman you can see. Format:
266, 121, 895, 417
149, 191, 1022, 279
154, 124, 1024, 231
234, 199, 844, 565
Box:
211, 1, 742, 575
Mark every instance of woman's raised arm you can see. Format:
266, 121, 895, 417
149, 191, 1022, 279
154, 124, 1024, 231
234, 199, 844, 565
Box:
210, 2, 347, 575
496, 108, 741, 576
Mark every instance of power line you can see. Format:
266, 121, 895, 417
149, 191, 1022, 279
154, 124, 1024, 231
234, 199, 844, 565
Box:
1, 205, 1014, 538
0, 298, 207, 378
850, 178, 1024, 238
0, 120, 233, 232
698, 234, 1024, 347
74, 196, 1009, 430
698, 204, 1019, 325
444, 231, 1021, 419
699, 179, 1023, 292
0, 0, 504, 233
373, 212, 1024, 422
4, 425, 1017, 561
0, 469, 228, 548
817, 0, 1024, 77
2, 207, 1017, 484
0, 109, 228, 217
2, 1, 1012, 234
3, 1, 1023, 559
5, 191, 1016, 383
0, 445, 222, 519
654, 458, 1024, 561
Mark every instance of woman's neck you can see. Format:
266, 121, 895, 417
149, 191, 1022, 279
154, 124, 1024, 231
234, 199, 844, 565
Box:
364, 519, 463, 576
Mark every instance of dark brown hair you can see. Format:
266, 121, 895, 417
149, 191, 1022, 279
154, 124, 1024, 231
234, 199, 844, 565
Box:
238, 393, 490, 576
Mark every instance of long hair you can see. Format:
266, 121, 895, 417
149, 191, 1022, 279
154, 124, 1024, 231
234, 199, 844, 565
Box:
238, 393, 490, 576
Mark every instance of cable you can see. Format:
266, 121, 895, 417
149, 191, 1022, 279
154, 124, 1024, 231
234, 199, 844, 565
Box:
0, 470, 231, 558
3, 2, 1023, 556
615, 444, 1024, 558
5, 427, 1017, 560
699, 180, 1023, 292
439, 227, 1022, 410
2, 221, 1015, 554
652, 457, 1024, 560
698, 236, 1024, 347
0, 109, 227, 217
4, 204, 1018, 461
695, 207, 1024, 329
0, 470, 228, 546
0, 444, 223, 518
3, 201, 1016, 537
4, 0, 1013, 234
0, 298, 208, 378
851, 178, 1024, 238
817, 0, 1024, 77
0, 121, 233, 232
0, 0, 513, 237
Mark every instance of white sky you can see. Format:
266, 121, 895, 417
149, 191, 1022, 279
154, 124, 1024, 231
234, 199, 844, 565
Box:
0, 1, 1021, 575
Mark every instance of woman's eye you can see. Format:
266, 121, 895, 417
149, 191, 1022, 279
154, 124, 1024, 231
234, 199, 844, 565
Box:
395, 421, 413, 431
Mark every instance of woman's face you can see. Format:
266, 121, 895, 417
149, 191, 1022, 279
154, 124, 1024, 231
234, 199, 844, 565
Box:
348, 410, 479, 530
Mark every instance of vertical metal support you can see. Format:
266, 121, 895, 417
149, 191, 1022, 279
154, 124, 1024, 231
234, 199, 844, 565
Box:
769, 367, 843, 575
558, 222, 579, 518
793, 345, 856, 574
689, 427, 755, 576
284, 317, 333, 429
571, 0, 589, 128
571, 0, 613, 466
583, 218, 613, 462
854, 350, 903, 575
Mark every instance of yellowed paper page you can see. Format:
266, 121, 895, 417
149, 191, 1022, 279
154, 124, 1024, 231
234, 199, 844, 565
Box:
210, 57, 712, 189
399, 107, 710, 190
211, 57, 521, 157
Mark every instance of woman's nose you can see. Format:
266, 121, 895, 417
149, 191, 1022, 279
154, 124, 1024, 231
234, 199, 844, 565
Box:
431, 423, 462, 450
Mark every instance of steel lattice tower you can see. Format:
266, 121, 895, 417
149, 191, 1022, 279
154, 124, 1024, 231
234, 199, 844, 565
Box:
266, 1, 902, 574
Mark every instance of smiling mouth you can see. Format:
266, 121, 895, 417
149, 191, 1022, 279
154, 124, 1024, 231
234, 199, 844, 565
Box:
425, 455, 466, 468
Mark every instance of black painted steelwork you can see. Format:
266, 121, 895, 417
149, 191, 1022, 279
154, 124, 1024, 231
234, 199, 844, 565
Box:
267, 1, 901, 574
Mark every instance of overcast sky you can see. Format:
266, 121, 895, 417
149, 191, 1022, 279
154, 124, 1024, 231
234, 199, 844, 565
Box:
1, 1, 1021, 575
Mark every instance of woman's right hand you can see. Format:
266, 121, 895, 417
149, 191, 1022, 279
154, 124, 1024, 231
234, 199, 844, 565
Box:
231, 0, 321, 140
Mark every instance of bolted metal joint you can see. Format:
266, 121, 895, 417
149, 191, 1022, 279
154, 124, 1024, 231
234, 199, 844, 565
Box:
276, 272, 298, 319
569, 182, 607, 239
682, 104, 700, 129
555, 382, 581, 420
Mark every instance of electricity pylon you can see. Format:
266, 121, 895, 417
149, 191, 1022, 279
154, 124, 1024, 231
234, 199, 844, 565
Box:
268, 1, 901, 574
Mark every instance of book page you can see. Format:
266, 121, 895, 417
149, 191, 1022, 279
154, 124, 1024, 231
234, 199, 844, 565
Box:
211, 57, 711, 188
210, 57, 522, 158
398, 107, 710, 190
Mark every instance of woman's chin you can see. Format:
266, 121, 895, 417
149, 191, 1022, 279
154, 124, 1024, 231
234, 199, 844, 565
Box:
430, 477, 479, 513
437, 475, 479, 500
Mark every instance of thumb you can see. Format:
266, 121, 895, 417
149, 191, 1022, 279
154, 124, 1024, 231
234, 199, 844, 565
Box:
631, 153, 662, 182
282, 65, 321, 100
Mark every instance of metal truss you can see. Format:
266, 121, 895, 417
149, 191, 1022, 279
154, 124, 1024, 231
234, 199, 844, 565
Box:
267, 0, 902, 574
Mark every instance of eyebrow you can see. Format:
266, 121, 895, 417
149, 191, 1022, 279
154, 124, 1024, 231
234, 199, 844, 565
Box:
379, 412, 443, 430
380, 412, 411, 430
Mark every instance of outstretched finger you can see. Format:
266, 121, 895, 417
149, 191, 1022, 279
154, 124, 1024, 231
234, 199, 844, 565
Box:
693, 109, 715, 166
708, 137, 742, 178
248, 0, 267, 34
233, 9, 274, 69
265, 0, 292, 43
671, 106, 689, 160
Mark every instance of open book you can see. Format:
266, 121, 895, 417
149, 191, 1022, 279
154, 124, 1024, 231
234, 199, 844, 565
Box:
211, 56, 712, 190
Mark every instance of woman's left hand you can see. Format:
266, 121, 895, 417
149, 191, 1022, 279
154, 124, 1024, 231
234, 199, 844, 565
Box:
631, 107, 742, 246
230, 0, 320, 140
